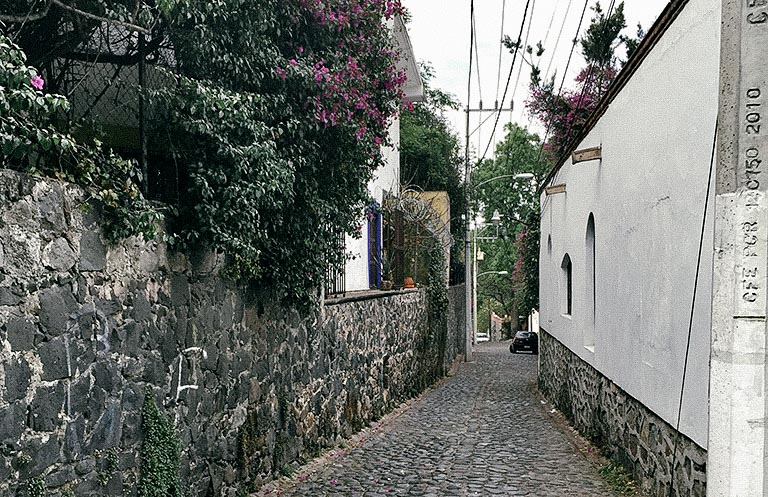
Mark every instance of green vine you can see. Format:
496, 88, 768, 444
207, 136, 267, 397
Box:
25, 477, 46, 497
6, 1, 411, 305
138, 388, 181, 497
97, 447, 121, 485
426, 241, 449, 378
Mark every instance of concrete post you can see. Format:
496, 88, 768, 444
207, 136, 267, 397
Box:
709, 0, 768, 494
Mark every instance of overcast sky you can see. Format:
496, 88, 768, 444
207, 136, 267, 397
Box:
400, 0, 670, 160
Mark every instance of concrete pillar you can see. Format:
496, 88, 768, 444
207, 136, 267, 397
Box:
709, 0, 768, 494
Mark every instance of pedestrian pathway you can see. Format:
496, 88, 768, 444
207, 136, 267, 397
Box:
268, 341, 621, 497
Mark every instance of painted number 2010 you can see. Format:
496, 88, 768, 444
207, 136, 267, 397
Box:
746, 88, 762, 135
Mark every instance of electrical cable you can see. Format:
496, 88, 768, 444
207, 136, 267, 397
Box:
465, 0, 475, 186
478, 0, 534, 164
473, 9, 483, 153
494, 0, 507, 106
511, 0, 537, 103
492, 0, 509, 146
544, 0, 574, 83
472, 9, 483, 107
589, 0, 618, 106
533, 0, 591, 173
564, 0, 617, 148
470, 110, 499, 138
542, 0, 562, 49
667, 121, 718, 497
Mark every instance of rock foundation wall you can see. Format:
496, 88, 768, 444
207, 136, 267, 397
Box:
0, 170, 463, 497
538, 330, 707, 497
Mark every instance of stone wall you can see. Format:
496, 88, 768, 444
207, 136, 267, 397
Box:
0, 170, 463, 497
538, 330, 706, 497
445, 284, 466, 369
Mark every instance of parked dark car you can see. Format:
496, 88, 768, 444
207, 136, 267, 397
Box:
510, 331, 538, 354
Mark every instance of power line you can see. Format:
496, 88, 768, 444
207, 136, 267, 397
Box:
478, 0, 534, 164
542, 0, 562, 48
511, 0, 537, 103
565, 0, 617, 147
472, 9, 483, 106
465, 0, 475, 182
534, 0, 592, 206
544, 0, 574, 82
494, 0, 507, 106
667, 120, 717, 497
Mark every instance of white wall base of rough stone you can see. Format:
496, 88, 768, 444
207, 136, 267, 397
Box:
539, 330, 707, 497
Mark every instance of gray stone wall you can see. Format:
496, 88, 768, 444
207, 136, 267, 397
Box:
538, 330, 706, 497
0, 170, 462, 496
445, 284, 466, 369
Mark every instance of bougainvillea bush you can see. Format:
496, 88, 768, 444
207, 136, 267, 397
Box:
3, 0, 409, 305
525, 1, 640, 162
155, 0, 408, 304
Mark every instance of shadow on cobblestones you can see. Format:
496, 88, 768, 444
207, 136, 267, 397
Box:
259, 342, 623, 497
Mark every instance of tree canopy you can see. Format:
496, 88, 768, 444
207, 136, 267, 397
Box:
400, 64, 466, 283
471, 123, 548, 322
525, 1, 642, 162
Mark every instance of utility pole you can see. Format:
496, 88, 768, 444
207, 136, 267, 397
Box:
708, 0, 768, 494
464, 104, 513, 362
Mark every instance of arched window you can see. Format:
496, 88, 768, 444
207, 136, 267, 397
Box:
561, 253, 572, 315
585, 214, 596, 349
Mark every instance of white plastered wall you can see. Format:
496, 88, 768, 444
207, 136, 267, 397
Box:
539, 0, 720, 448
345, 115, 401, 292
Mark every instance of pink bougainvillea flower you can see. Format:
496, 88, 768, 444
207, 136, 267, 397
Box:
289, 59, 297, 66
330, 478, 338, 485
30, 75, 44, 90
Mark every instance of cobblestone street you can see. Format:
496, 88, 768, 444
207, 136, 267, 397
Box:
269, 341, 621, 497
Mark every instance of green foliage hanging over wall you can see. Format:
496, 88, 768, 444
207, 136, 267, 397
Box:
154, 0, 408, 305
3, 0, 410, 306
0, 33, 160, 242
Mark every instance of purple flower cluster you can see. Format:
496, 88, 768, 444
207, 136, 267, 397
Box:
526, 64, 617, 160
275, 0, 408, 156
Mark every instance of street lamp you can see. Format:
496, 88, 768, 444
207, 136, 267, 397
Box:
473, 173, 537, 190
469, 172, 537, 354
478, 270, 509, 278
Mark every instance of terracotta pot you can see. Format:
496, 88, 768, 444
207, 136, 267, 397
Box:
404, 277, 415, 289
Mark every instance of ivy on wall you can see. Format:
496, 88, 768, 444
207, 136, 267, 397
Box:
138, 389, 181, 497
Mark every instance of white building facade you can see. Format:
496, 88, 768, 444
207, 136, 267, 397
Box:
343, 15, 424, 293
538, 0, 719, 495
